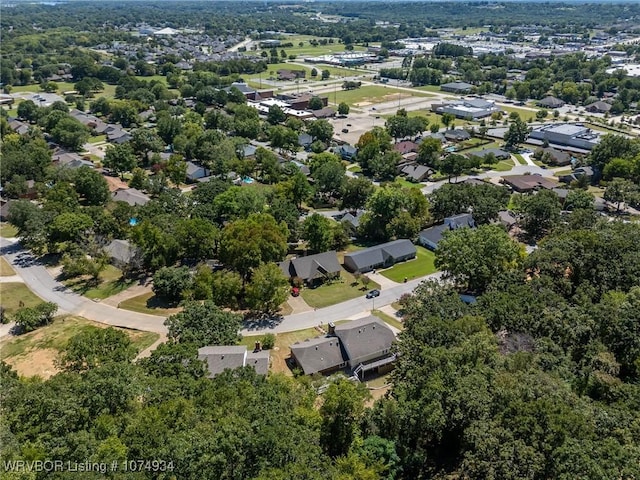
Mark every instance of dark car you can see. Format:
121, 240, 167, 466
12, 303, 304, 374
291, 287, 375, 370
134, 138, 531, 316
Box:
342, 128, 349, 133
365, 289, 380, 299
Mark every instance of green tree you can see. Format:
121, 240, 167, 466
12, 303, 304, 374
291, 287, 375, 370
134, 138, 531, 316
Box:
417, 137, 443, 167
520, 189, 562, 239
152, 266, 193, 303
103, 143, 137, 179
13, 302, 57, 333
165, 300, 243, 347
49, 211, 93, 247
338, 102, 350, 116
564, 189, 595, 211
73, 166, 110, 206
175, 218, 218, 261
51, 116, 90, 151
604, 177, 636, 212
56, 327, 135, 372
435, 224, 523, 292
441, 112, 455, 129
504, 117, 529, 150
245, 263, 289, 314
341, 177, 375, 211
267, 104, 287, 125
211, 270, 244, 309
321, 70, 330, 80
279, 170, 312, 209
320, 378, 369, 458
302, 213, 333, 253
308, 119, 334, 143
308, 96, 324, 110
219, 213, 288, 278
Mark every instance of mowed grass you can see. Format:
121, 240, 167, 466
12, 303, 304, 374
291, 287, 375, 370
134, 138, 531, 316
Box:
62, 265, 135, 300
332, 86, 431, 107
486, 158, 515, 172
0, 223, 19, 238
513, 153, 527, 165
0, 316, 160, 378
371, 309, 404, 330
0, 257, 16, 276
0, 282, 43, 317
119, 291, 181, 317
301, 270, 380, 309
380, 246, 438, 282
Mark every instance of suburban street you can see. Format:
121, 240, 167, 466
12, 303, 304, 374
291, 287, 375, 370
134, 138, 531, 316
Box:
0, 237, 439, 337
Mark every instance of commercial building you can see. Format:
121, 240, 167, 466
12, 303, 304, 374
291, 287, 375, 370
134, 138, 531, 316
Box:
529, 124, 601, 151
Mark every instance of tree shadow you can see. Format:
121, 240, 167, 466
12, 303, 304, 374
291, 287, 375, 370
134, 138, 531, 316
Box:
242, 312, 284, 332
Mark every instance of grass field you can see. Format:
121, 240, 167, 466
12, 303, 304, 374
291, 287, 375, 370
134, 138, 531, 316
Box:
380, 246, 437, 282
62, 265, 134, 300
0, 257, 16, 276
487, 158, 515, 172
0, 282, 44, 317
88, 134, 107, 144
301, 270, 380, 309
0, 223, 19, 238
0, 316, 159, 378
393, 178, 423, 189
119, 291, 181, 317
513, 153, 527, 165
332, 85, 432, 107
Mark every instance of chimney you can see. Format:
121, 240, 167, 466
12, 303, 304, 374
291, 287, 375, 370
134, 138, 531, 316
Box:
254, 341, 261, 352
328, 322, 336, 336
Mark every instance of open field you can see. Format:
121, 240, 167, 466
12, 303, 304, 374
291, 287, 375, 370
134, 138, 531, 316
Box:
0, 282, 43, 317
301, 270, 380, 309
332, 85, 432, 107
62, 265, 135, 300
0, 316, 159, 378
380, 246, 437, 282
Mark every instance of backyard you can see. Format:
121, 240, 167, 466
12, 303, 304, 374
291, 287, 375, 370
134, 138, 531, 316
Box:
0, 316, 159, 378
0, 282, 44, 317
380, 246, 438, 282
300, 270, 380, 308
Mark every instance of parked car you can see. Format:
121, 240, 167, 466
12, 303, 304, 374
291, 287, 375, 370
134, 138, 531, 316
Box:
365, 289, 380, 299
291, 287, 300, 297
342, 128, 349, 133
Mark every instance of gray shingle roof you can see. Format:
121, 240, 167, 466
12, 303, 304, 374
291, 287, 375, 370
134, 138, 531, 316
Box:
279, 251, 341, 282
104, 239, 137, 264
344, 239, 416, 272
334, 316, 395, 363
112, 188, 150, 206
246, 350, 270, 375
290, 337, 345, 375
198, 346, 247, 377
419, 224, 449, 247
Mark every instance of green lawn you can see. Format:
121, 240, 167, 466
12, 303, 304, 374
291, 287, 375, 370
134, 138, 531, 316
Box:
347, 164, 362, 173
0, 257, 16, 276
119, 291, 181, 316
0, 316, 159, 378
0, 282, 44, 317
487, 158, 515, 172
63, 265, 135, 300
88, 134, 107, 144
0, 223, 19, 238
513, 153, 527, 165
393, 178, 423, 189
371, 310, 404, 330
380, 246, 438, 282
499, 104, 540, 121
301, 270, 380, 309
332, 85, 431, 107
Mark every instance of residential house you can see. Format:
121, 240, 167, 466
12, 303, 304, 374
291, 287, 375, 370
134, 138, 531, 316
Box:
393, 141, 419, 155
418, 213, 476, 250
340, 210, 365, 230
104, 239, 139, 269
537, 96, 565, 109
440, 81, 474, 94
343, 239, 416, 273
298, 133, 314, 149
198, 345, 270, 378
535, 147, 571, 166
497, 210, 517, 229
290, 316, 395, 378
468, 148, 510, 161
401, 164, 432, 182
502, 174, 558, 193
0, 199, 14, 222
112, 188, 150, 206
337, 144, 357, 160
8, 119, 30, 135
444, 129, 472, 142
312, 107, 336, 119
585, 101, 612, 114
558, 166, 594, 184
279, 251, 341, 286
185, 162, 211, 182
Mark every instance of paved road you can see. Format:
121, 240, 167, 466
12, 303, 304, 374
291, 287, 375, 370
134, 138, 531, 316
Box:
1, 237, 439, 336
1, 238, 168, 334
242, 272, 442, 335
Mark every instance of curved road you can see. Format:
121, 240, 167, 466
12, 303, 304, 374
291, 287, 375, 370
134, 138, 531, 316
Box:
1, 238, 439, 336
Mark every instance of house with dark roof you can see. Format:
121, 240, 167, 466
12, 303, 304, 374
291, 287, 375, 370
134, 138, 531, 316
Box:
337, 144, 357, 160
467, 148, 510, 161
497, 210, 517, 229
537, 96, 565, 109
340, 210, 365, 230
401, 164, 432, 182
298, 133, 313, 149
343, 239, 416, 273
444, 129, 472, 142
585, 101, 612, 113
198, 345, 270, 377
112, 188, 150, 206
290, 316, 396, 378
312, 107, 336, 119
393, 141, 419, 155
418, 213, 476, 250
104, 239, 140, 268
502, 174, 558, 193
8, 119, 30, 135
279, 251, 341, 286
440, 81, 474, 94
535, 147, 571, 166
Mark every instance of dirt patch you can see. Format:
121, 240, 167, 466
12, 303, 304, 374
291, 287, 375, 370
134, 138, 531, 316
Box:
6, 348, 60, 379
365, 385, 391, 406
354, 92, 413, 108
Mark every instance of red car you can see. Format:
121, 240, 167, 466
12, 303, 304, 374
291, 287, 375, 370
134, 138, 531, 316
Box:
291, 287, 300, 297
